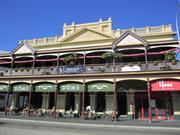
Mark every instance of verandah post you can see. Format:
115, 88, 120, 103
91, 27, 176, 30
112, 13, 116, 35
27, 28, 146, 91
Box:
147, 77, 152, 124
5, 82, 10, 115
113, 77, 117, 120
82, 78, 85, 119
54, 80, 58, 118
28, 80, 33, 117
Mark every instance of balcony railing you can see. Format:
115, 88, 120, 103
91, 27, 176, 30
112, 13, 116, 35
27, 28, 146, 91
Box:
0, 61, 179, 76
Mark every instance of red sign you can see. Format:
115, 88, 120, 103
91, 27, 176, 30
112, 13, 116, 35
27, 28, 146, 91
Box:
151, 79, 180, 91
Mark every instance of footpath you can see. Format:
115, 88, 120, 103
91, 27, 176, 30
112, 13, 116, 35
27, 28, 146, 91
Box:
0, 114, 180, 129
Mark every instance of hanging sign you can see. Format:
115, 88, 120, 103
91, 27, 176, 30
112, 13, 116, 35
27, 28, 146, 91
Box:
151, 79, 180, 91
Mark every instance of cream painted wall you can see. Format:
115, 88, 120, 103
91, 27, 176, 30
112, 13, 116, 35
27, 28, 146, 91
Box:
11, 94, 18, 107
172, 93, 180, 118
41, 94, 49, 111
89, 94, 96, 110
106, 94, 114, 110
56, 94, 65, 111
75, 94, 80, 112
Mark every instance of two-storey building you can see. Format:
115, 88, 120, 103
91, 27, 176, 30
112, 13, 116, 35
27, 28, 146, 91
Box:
0, 18, 179, 120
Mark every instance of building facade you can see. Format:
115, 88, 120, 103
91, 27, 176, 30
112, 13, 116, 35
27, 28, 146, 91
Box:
0, 18, 180, 120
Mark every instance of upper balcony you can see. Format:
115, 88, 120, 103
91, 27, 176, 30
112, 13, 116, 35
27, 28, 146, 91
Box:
0, 61, 180, 77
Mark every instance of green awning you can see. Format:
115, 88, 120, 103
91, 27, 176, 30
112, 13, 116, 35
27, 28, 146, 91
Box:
60, 83, 84, 92
12, 84, 31, 92
0, 84, 9, 92
35, 83, 55, 92
88, 82, 113, 92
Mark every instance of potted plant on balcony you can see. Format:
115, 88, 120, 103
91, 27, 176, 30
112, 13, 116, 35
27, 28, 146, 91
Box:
163, 51, 176, 70
102, 52, 122, 63
164, 51, 176, 63
64, 53, 78, 66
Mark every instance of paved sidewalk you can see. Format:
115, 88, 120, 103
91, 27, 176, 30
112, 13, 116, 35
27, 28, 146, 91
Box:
0, 114, 180, 128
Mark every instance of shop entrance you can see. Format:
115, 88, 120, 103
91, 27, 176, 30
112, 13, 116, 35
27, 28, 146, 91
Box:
134, 93, 148, 119
96, 92, 106, 112
135, 92, 173, 120
117, 92, 127, 115
65, 92, 75, 111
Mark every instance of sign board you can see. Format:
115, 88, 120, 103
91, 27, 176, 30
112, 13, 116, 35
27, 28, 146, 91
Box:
13, 84, 31, 92
60, 83, 84, 92
35, 83, 55, 92
59, 66, 84, 74
121, 65, 141, 72
150, 99, 156, 108
0, 84, 8, 92
88, 82, 113, 92
151, 79, 180, 91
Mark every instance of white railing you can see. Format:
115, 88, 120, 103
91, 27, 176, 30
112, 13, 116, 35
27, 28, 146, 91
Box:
118, 25, 172, 36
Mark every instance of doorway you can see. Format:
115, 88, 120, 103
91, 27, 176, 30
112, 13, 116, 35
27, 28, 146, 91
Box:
117, 92, 127, 115
65, 92, 75, 111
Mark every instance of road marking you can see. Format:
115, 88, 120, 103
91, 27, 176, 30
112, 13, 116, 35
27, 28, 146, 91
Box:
0, 118, 180, 130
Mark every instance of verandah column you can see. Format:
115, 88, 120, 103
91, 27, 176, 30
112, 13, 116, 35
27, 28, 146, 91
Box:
10, 56, 14, 75
113, 77, 117, 120
5, 82, 10, 115
82, 78, 85, 119
28, 80, 33, 117
147, 77, 152, 124
32, 55, 36, 75
54, 80, 58, 118
56, 54, 60, 74
83, 52, 86, 68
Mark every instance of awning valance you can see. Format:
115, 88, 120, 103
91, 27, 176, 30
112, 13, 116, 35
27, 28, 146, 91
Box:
60, 83, 84, 92
35, 83, 55, 92
0, 84, 8, 92
87, 82, 113, 92
12, 84, 31, 92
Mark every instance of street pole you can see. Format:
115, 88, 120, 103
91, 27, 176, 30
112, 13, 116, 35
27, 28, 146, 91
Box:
176, 1, 180, 48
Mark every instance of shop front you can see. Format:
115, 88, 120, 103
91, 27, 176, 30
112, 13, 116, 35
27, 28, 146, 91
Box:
59, 82, 84, 113
87, 81, 114, 113
11, 83, 31, 111
34, 82, 55, 111
150, 79, 180, 120
134, 92, 172, 120
134, 79, 180, 120
0, 83, 9, 111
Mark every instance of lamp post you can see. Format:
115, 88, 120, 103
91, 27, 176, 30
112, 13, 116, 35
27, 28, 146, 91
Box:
176, 1, 180, 48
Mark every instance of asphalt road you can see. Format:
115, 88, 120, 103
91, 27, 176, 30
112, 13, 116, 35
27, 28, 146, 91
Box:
0, 119, 179, 135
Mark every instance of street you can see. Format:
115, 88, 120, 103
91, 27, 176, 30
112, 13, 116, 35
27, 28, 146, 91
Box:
0, 118, 179, 135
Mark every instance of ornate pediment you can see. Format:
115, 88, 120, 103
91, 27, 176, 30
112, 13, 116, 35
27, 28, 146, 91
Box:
113, 30, 148, 48
11, 42, 36, 55
60, 28, 113, 43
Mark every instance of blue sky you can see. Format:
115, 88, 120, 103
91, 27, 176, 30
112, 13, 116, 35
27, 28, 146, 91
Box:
0, 0, 179, 51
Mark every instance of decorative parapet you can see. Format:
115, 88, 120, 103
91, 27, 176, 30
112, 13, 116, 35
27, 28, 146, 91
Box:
114, 24, 173, 37
22, 36, 62, 46
21, 24, 175, 46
